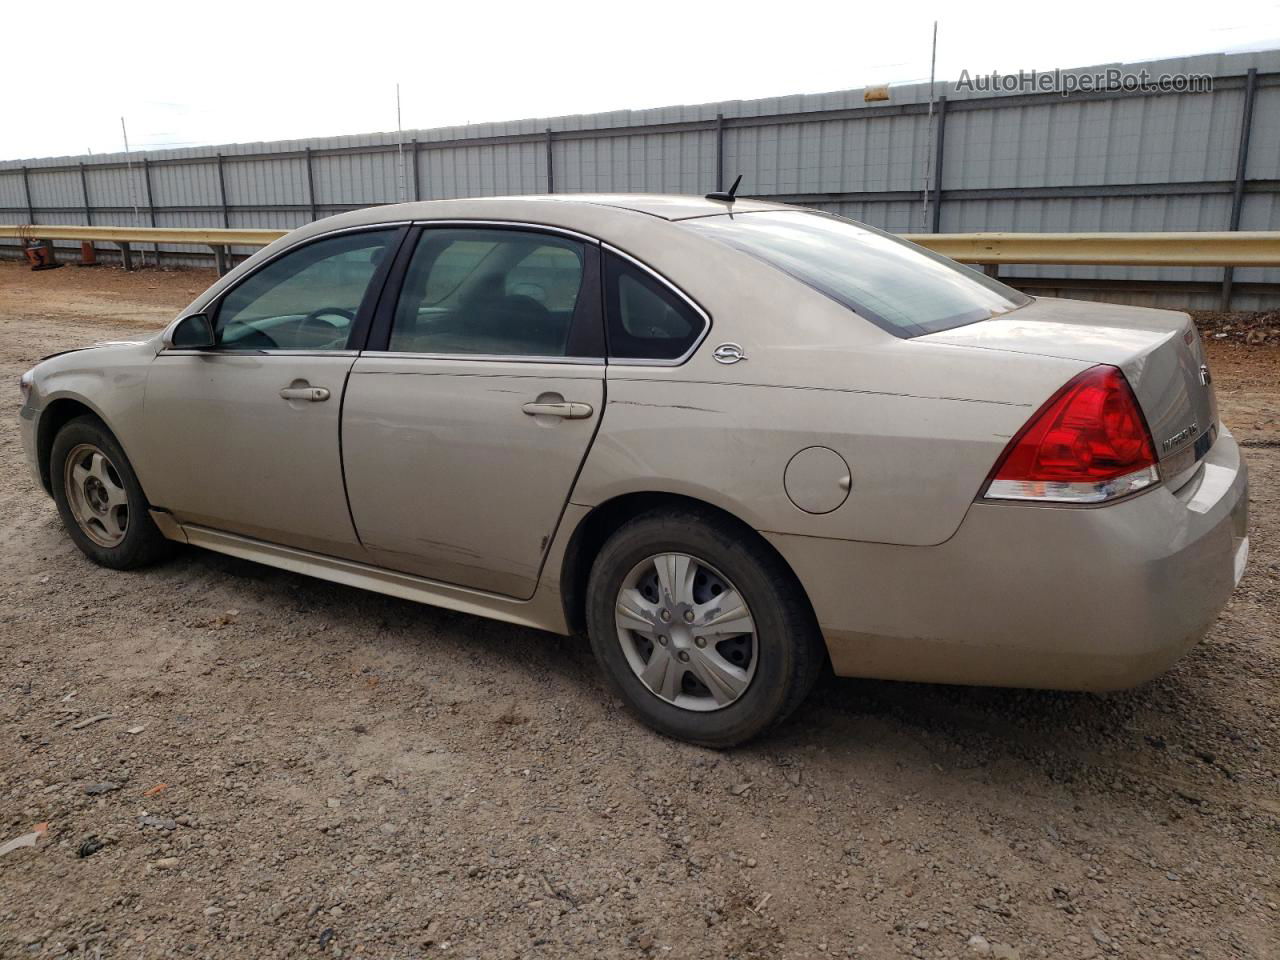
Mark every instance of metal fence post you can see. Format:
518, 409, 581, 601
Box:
410, 138, 421, 201
216, 154, 231, 272
930, 96, 948, 234
305, 147, 318, 221
1221, 67, 1258, 311
715, 113, 725, 193
20, 165, 34, 224
78, 162, 94, 263
215, 154, 231, 228
546, 128, 554, 194
142, 157, 159, 267
78, 163, 92, 224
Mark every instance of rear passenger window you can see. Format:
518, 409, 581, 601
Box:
389, 228, 591, 358
604, 252, 706, 361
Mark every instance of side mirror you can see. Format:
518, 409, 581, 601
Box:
168, 313, 215, 349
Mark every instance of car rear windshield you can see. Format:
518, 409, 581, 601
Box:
683, 211, 1030, 337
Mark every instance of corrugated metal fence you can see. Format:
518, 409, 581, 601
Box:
4, 49, 1278, 309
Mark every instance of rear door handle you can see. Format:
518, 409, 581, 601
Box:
280, 386, 330, 402
522, 401, 593, 419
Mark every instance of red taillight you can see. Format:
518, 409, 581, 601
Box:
985, 365, 1159, 503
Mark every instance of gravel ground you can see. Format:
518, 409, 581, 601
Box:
0, 262, 1277, 960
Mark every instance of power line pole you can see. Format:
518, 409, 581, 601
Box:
921, 21, 938, 232
121, 117, 140, 224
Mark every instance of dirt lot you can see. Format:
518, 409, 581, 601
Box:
0, 261, 1277, 960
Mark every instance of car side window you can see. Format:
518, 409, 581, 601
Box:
388, 229, 587, 357
603, 251, 706, 361
213, 230, 394, 351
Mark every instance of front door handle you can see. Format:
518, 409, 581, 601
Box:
280, 386, 330, 402
522, 400, 593, 419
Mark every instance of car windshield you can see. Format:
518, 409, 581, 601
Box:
683, 210, 1030, 337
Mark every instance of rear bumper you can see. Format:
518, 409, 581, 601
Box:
767, 428, 1249, 691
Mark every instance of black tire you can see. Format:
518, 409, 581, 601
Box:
585, 506, 825, 748
50, 415, 170, 570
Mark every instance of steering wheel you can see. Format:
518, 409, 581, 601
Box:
296, 306, 356, 345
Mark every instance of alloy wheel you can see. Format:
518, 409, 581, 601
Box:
63, 443, 129, 548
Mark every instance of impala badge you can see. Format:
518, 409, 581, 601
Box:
712, 342, 747, 364
1199, 364, 1212, 386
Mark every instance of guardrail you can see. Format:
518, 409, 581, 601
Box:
906, 231, 1280, 267
1, 224, 285, 247
5, 223, 1280, 274
1, 224, 285, 274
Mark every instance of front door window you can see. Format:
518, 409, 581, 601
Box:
214, 230, 395, 351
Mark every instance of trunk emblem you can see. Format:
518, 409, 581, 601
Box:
1162, 421, 1200, 453
1199, 364, 1212, 386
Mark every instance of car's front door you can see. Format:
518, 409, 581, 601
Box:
341, 225, 605, 599
142, 227, 403, 558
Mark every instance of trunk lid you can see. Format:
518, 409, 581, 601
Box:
920, 297, 1219, 487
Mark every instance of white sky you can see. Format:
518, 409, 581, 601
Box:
7, 0, 1278, 161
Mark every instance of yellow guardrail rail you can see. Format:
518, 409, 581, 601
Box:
4, 224, 1280, 267
900, 231, 1280, 267
0, 224, 286, 247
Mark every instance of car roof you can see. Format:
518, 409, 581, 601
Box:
526, 194, 796, 221
323, 193, 798, 231
192, 193, 811, 319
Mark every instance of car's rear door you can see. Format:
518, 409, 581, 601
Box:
341, 224, 605, 599
143, 226, 405, 559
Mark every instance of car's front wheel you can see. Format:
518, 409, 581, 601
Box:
585, 507, 825, 747
50, 415, 170, 570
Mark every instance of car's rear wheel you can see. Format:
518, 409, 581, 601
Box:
585, 507, 824, 747
50, 415, 170, 570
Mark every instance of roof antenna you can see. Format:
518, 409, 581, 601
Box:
706, 173, 742, 203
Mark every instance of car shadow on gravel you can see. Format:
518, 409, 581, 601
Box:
786, 646, 1254, 797
168, 546, 606, 677
164, 543, 1239, 780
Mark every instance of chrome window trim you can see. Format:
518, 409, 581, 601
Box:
357, 351, 605, 366
411, 219, 601, 246
600, 242, 711, 367
160, 221, 412, 346
157, 349, 360, 358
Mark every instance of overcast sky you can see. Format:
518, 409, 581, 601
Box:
7, 0, 1277, 161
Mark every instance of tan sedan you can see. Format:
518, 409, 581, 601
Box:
19, 195, 1249, 746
